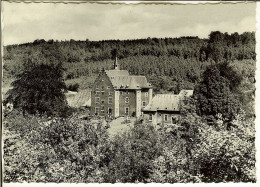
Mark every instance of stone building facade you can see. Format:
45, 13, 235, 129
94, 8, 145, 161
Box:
90, 58, 152, 118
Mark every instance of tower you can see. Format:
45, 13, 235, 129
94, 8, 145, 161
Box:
114, 56, 120, 70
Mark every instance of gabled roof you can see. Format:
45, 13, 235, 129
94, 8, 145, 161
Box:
143, 90, 194, 112
143, 94, 180, 112
105, 70, 151, 90
111, 76, 151, 89
105, 70, 129, 78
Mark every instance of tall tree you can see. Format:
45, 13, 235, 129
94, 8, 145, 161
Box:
193, 64, 241, 124
5, 63, 70, 117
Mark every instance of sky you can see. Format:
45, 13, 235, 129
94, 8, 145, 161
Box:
2, 1, 256, 46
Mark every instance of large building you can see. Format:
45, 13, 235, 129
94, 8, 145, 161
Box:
90, 58, 152, 118
142, 90, 193, 125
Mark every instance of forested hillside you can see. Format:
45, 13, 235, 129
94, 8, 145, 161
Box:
3, 31, 256, 114
3, 31, 255, 78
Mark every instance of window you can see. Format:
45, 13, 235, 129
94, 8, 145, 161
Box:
95, 97, 100, 104
164, 114, 168, 122
120, 91, 123, 95
125, 97, 129, 103
108, 97, 112, 104
107, 86, 110, 89
108, 108, 112, 114
149, 113, 153, 121
145, 92, 148, 97
95, 91, 99, 95
172, 117, 177, 124
109, 91, 112, 96
125, 107, 129, 115
102, 78, 104, 81
96, 85, 99, 89
101, 86, 104, 90
101, 105, 105, 113
101, 91, 105, 95
101, 100, 105, 104
142, 101, 146, 107
95, 107, 99, 114
126, 91, 129, 95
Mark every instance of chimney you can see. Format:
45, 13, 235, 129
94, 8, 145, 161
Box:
114, 56, 119, 70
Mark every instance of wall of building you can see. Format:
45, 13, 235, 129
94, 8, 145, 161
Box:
91, 71, 115, 117
136, 90, 142, 117
114, 90, 119, 117
118, 89, 136, 117
141, 88, 150, 110
143, 111, 180, 125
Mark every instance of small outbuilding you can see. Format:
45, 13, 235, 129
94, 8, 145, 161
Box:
142, 90, 193, 125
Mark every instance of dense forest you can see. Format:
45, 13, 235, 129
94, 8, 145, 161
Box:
3, 31, 256, 115
3, 31, 255, 80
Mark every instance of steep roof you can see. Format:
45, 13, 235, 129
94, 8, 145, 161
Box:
105, 70, 151, 90
111, 76, 150, 89
143, 94, 180, 112
105, 70, 129, 78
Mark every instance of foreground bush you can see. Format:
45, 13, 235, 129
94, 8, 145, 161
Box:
3, 109, 255, 183
3, 111, 110, 182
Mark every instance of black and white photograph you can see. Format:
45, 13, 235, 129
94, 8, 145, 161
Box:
1, 0, 258, 184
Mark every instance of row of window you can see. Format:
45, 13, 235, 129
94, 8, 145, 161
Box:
96, 85, 110, 90
95, 107, 129, 115
95, 89, 149, 97
120, 91, 129, 95
95, 97, 147, 106
95, 91, 113, 96
95, 97, 113, 104
148, 114, 177, 123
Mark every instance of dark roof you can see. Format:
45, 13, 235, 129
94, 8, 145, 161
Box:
105, 70, 151, 90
